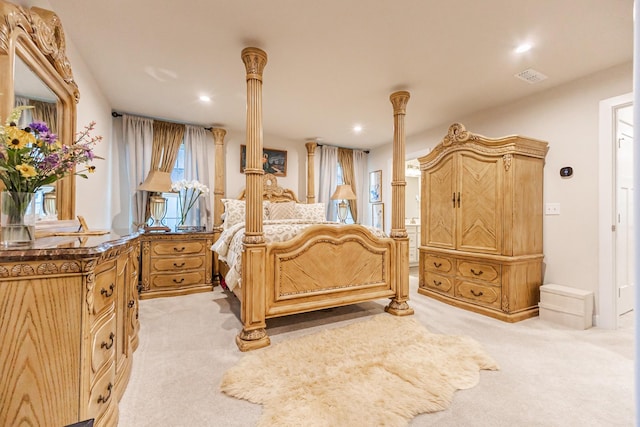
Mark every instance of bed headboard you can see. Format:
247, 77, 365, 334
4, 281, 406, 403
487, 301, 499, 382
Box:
238, 173, 300, 203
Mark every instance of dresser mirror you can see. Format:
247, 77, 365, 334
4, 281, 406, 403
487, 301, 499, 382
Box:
0, 0, 80, 219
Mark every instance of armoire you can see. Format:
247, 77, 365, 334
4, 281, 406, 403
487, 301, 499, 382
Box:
418, 123, 549, 321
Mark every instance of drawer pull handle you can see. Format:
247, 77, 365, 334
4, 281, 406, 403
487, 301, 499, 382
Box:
470, 289, 484, 297
97, 383, 113, 404
174, 262, 186, 268
101, 284, 114, 298
470, 268, 483, 276
173, 278, 185, 284
433, 280, 442, 286
128, 300, 135, 308
174, 246, 186, 252
433, 262, 442, 268
101, 332, 115, 350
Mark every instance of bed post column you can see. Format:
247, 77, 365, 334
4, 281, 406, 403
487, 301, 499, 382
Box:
238, 47, 270, 351
305, 141, 318, 204
385, 90, 414, 316
212, 127, 226, 287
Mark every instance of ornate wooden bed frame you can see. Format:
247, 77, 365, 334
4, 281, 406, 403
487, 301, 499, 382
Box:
212, 47, 414, 351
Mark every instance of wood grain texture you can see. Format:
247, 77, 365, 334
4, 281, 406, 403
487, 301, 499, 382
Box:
418, 123, 548, 321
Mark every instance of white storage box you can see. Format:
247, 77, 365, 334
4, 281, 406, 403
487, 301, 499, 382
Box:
539, 284, 593, 329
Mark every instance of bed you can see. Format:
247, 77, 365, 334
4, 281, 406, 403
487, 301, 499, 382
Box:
212, 47, 414, 351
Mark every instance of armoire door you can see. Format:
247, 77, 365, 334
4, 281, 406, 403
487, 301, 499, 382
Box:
456, 152, 503, 254
423, 154, 456, 249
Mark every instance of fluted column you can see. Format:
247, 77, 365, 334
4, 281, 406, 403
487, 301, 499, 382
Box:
238, 47, 270, 351
385, 90, 414, 317
211, 127, 226, 286
305, 141, 318, 204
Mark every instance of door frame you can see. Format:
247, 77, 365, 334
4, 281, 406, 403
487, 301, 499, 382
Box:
598, 91, 633, 329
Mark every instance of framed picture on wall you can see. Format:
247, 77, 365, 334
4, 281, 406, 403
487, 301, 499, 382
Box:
240, 145, 287, 177
369, 170, 382, 203
371, 203, 384, 230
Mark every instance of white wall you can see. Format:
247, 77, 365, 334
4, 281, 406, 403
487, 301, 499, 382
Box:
368, 62, 633, 313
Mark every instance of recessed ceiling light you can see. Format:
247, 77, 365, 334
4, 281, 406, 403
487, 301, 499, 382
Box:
515, 43, 532, 54
199, 95, 211, 102
353, 124, 363, 134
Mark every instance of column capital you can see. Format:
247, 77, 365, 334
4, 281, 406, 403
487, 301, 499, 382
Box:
390, 90, 410, 115
241, 47, 268, 81
211, 127, 226, 144
305, 141, 318, 155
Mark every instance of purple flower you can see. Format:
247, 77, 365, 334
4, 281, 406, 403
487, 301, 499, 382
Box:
29, 121, 50, 133
40, 132, 58, 145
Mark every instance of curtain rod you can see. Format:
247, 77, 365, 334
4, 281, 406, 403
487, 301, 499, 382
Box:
316, 143, 370, 154
111, 111, 213, 131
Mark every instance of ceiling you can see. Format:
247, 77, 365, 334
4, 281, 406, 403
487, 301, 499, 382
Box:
44, 0, 633, 149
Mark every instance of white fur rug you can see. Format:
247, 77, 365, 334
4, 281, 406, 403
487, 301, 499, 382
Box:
220, 314, 498, 426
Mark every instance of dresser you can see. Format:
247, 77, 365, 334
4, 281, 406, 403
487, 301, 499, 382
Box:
418, 123, 548, 322
0, 231, 140, 427
139, 231, 214, 299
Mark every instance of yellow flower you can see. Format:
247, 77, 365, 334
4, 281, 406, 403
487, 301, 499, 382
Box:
16, 163, 37, 178
5, 126, 36, 149
87, 165, 96, 173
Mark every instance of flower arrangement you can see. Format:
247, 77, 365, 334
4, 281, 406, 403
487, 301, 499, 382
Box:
0, 105, 102, 193
171, 179, 209, 226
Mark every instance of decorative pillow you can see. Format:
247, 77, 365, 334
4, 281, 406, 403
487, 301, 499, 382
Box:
222, 199, 245, 229
222, 199, 270, 229
269, 201, 296, 220
294, 203, 326, 222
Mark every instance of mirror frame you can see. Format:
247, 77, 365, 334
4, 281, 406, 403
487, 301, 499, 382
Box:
0, 0, 79, 219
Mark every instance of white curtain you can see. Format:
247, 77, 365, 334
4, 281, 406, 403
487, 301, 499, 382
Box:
318, 145, 338, 221
353, 149, 368, 224
123, 114, 154, 227
183, 125, 214, 230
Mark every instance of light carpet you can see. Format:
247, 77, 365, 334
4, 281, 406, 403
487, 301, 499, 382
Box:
220, 314, 499, 427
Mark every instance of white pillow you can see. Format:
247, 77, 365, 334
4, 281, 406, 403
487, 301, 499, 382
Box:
222, 199, 269, 229
294, 203, 326, 222
269, 201, 296, 220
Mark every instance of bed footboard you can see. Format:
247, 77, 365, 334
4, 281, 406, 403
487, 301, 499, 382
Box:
264, 225, 396, 317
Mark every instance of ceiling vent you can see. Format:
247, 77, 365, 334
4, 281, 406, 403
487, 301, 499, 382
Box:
514, 68, 548, 84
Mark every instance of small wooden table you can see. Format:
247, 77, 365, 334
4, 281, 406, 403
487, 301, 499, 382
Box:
139, 231, 215, 299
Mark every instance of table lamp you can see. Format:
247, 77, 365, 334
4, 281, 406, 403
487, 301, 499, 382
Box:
138, 170, 172, 232
331, 184, 357, 223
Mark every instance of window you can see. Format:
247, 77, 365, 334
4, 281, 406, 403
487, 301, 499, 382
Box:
160, 144, 185, 231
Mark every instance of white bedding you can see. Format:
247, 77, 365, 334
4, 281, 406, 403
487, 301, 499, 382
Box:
211, 219, 386, 291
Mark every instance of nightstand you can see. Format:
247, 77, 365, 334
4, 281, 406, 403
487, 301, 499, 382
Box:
139, 231, 214, 299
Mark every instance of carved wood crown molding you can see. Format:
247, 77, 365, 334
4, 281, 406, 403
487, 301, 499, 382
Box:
0, 2, 79, 102
419, 123, 549, 171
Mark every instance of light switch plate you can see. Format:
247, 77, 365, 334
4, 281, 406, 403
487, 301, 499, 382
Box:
545, 203, 560, 215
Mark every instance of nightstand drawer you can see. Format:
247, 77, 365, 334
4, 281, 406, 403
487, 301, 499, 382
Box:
457, 260, 500, 284
151, 241, 205, 256
455, 280, 501, 309
152, 256, 204, 272
150, 271, 206, 289
90, 313, 116, 380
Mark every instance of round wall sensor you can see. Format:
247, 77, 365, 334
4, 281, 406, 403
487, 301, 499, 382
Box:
560, 167, 573, 177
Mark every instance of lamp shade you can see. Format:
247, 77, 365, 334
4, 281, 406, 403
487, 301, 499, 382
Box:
331, 184, 357, 200
138, 170, 173, 192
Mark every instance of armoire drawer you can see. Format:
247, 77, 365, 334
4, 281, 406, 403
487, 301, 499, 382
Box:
424, 254, 453, 274
151, 240, 205, 256
457, 260, 501, 284
422, 271, 453, 295
455, 280, 501, 309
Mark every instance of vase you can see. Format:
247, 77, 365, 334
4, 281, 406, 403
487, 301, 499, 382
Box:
1, 191, 36, 247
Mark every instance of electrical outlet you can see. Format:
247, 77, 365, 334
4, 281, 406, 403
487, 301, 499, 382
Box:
545, 203, 560, 215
